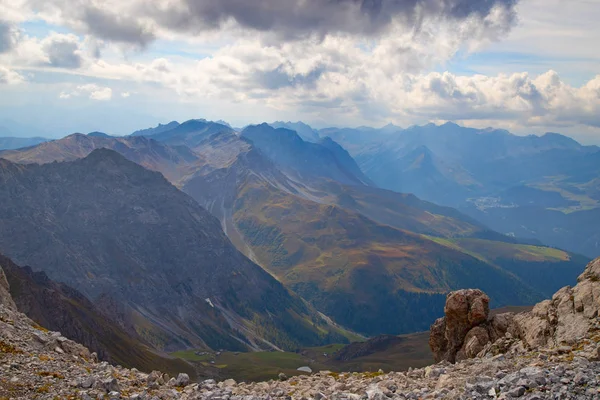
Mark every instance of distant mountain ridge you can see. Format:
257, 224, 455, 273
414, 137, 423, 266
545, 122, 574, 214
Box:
242, 123, 370, 186
131, 121, 180, 137
324, 122, 600, 258
0, 133, 199, 182
0, 136, 49, 150
270, 121, 320, 142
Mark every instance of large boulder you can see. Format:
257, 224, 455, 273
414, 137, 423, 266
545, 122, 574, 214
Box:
429, 289, 490, 363
430, 257, 600, 363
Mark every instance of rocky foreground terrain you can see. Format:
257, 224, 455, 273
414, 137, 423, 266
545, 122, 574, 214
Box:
3, 258, 600, 399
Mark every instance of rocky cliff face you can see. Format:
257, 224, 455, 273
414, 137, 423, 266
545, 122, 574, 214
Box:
430, 257, 600, 364
0, 262, 15, 311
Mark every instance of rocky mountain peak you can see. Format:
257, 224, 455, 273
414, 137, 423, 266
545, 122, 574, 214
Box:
431, 256, 600, 364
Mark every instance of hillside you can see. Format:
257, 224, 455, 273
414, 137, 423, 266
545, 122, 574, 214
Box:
241, 124, 370, 186
0, 149, 347, 352
0, 253, 196, 377
182, 133, 586, 336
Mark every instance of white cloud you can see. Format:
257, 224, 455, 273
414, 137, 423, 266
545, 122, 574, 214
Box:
41, 33, 83, 68
0, 65, 24, 84
59, 83, 113, 101
0, 0, 597, 142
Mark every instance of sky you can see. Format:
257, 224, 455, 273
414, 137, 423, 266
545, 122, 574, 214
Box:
0, 0, 599, 143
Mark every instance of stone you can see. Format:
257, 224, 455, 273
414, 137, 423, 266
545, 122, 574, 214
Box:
430, 289, 490, 363
81, 376, 96, 389
507, 386, 526, 397
175, 373, 190, 387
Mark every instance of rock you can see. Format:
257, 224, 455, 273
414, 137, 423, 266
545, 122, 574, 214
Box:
80, 376, 96, 388
459, 326, 490, 360
102, 378, 120, 393
0, 265, 16, 310
175, 373, 189, 387
430, 289, 490, 363
278, 373, 288, 381
508, 386, 526, 397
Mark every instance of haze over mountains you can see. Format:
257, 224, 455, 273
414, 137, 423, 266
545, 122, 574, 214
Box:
0, 118, 592, 341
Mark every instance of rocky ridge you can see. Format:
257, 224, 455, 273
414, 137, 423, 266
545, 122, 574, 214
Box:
3, 258, 600, 399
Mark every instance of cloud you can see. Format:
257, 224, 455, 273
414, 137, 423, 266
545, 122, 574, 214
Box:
59, 83, 113, 100
144, 0, 518, 41
81, 6, 155, 47
41, 33, 83, 68
0, 65, 24, 84
23, 0, 518, 47
0, 21, 17, 54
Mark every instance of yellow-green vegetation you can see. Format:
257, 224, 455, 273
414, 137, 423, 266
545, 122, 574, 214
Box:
170, 350, 213, 362
172, 348, 329, 382
530, 178, 599, 213
0, 340, 22, 354
425, 237, 570, 264
171, 332, 434, 382
231, 179, 549, 335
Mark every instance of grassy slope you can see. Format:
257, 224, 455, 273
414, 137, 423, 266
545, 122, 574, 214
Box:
172, 334, 433, 382
231, 178, 542, 336
426, 237, 588, 296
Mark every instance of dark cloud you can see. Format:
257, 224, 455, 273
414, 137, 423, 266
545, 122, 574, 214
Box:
0, 21, 16, 54
44, 37, 83, 68
254, 64, 325, 90
82, 6, 155, 47
144, 0, 518, 39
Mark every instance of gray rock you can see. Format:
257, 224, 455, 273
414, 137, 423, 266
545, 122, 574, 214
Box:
175, 373, 189, 387
507, 386, 526, 397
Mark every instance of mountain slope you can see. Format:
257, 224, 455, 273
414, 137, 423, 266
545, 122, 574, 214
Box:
0, 253, 196, 377
270, 121, 320, 142
0, 133, 199, 182
0, 149, 345, 352
242, 124, 368, 186
181, 134, 586, 336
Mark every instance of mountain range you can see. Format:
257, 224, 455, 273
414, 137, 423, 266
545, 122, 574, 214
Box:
0, 149, 349, 354
0, 119, 588, 339
319, 123, 600, 258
